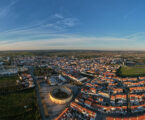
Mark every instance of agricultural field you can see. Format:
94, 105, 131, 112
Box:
117, 65, 145, 77
0, 89, 41, 120
0, 75, 41, 119
0, 76, 19, 87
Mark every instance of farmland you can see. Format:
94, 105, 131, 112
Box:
0, 75, 41, 120
0, 76, 18, 87
0, 88, 41, 120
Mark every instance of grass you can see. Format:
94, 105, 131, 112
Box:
0, 88, 41, 120
117, 65, 145, 77
0, 76, 19, 87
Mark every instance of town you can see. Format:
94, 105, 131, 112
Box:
0, 53, 144, 120
1, 0, 145, 119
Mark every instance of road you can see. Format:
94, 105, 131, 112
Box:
29, 67, 46, 120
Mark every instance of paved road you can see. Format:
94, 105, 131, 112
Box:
29, 67, 46, 120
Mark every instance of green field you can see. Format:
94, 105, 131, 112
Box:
117, 65, 145, 77
0, 89, 41, 120
0, 76, 19, 87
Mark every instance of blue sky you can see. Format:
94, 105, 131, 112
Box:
0, 0, 145, 50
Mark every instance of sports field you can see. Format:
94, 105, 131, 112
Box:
117, 65, 145, 77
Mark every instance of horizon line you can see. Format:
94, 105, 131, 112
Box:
0, 49, 145, 52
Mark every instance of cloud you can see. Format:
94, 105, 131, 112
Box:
47, 13, 78, 29
0, 33, 131, 50
0, 0, 18, 18
0, 8, 142, 51
35, 13, 79, 32
0, 11, 79, 37
62, 18, 78, 27
54, 13, 64, 19
126, 32, 145, 41
87, 37, 128, 41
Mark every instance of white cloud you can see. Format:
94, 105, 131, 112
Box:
0, 0, 18, 18
126, 32, 145, 41
0, 35, 130, 50
51, 13, 78, 28
1, 8, 143, 51
54, 13, 64, 19
62, 18, 78, 27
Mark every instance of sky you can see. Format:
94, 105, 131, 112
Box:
0, 0, 145, 50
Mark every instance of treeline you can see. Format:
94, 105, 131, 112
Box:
34, 67, 57, 76
2, 50, 145, 57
